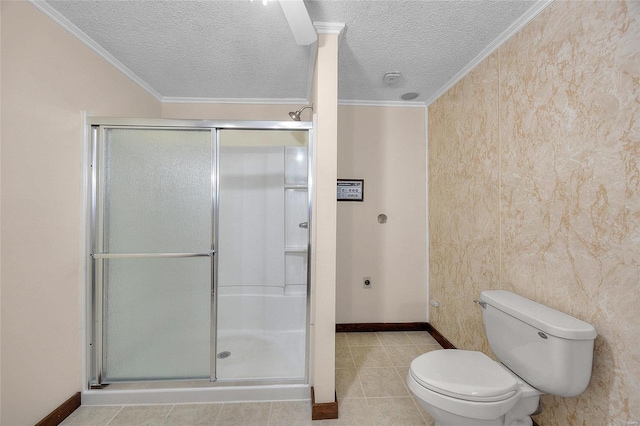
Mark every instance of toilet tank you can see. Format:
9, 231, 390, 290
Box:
479, 290, 597, 397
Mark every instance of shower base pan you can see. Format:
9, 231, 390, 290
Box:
84, 330, 308, 406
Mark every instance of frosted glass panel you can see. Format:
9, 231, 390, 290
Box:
103, 257, 210, 381
285, 189, 308, 249
218, 146, 285, 288
103, 129, 212, 253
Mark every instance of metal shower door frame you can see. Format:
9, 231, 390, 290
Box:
87, 118, 313, 388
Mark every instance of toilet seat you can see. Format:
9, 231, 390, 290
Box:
407, 349, 524, 421
410, 350, 520, 402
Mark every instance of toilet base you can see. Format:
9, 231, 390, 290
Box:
416, 394, 540, 426
416, 399, 504, 426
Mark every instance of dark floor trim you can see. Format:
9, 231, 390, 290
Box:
336, 322, 428, 333
335, 322, 456, 350
35, 392, 81, 426
425, 323, 457, 349
311, 387, 338, 420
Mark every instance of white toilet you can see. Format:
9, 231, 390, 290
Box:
407, 290, 597, 426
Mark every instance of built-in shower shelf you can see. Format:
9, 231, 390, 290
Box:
285, 247, 308, 253
284, 184, 308, 190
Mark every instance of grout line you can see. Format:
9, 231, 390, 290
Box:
163, 405, 175, 424
377, 340, 394, 369
364, 395, 415, 400
212, 402, 224, 425
410, 396, 431, 425
363, 396, 375, 426
104, 406, 125, 426
266, 401, 274, 425
345, 336, 367, 398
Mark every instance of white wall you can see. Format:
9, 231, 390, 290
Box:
0, 2, 161, 424
336, 105, 427, 324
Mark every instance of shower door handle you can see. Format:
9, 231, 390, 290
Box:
91, 251, 214, 259
298, 222, 308, 229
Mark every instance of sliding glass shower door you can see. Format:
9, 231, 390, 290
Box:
90, 122, 311, 386
95, 128, 213, 381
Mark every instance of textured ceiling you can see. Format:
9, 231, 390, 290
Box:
44, 0, 541, 104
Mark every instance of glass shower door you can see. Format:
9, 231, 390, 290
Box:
95, 128, 213, 381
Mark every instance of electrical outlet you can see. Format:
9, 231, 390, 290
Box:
363, 277, 372, 289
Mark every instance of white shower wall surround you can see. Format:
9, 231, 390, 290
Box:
218, 146, 285, 289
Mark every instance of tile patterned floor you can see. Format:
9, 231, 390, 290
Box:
61, 331, 441, 426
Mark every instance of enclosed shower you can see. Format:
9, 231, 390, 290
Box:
86, 119, 312, 403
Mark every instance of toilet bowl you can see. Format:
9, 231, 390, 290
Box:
407, 290, 596, 426
408, 350, 540, 426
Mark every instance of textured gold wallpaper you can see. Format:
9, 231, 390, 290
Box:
428, 1, 639, 424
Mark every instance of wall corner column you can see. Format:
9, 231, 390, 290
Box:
309, 24, 342, 407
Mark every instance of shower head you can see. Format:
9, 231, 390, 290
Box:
288, 105, 313, 121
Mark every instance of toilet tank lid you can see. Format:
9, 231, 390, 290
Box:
479, 290, 597, 340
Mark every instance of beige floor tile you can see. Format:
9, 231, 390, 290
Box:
367, 397, 426, 426
164, 403, 222, 425
375, 332, 413, 346
345, 333, 381, 346
358, 368, 408, 398
60, 406, 123, 426
406, 332, 440, 346
395, 366, 410, 384
335, 333, 348, 348
336, 346, 356, 369
336, 368, 364, 399
350, 346, 392, 369
384, 345, 423, 367
108, 405, 172, 426
414, 344, 442, 354
412, 397, 436, 426
216, 402, 271, 426
320, 398, 373, 426
268, 401, 313, 425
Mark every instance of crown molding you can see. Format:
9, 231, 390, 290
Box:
162, 97, 425, 108
424, 0, 554, 106
313, 22, 346, 36
28, 0, 163, 101
161, 97, 309, 105
338, 99, 426, 108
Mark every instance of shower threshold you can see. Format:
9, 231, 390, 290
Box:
82, 381, 310, 406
